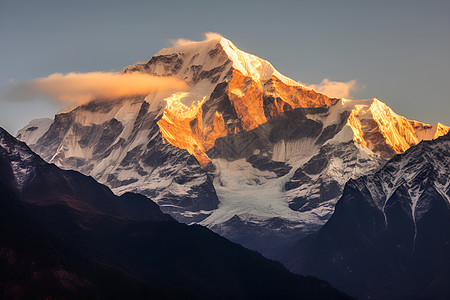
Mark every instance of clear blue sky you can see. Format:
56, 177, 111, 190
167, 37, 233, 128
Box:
1, 0, 449, 134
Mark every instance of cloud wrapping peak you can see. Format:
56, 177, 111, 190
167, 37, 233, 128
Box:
10, 72, 188, 105
302, 78, 359, 99
170, 32, 223, 47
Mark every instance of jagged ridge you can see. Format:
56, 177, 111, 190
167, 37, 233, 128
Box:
280, 132, 450, 299
17, 36, 449, 257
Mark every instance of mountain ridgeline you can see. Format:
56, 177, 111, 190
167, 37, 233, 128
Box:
0, 127, 352, 299
279, 132, 450, 299
9, 34, 450, 300
17, 37, 449, 258
18, 38, 449, 257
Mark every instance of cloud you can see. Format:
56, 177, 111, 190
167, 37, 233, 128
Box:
170, 32, 223, 47
301, 78, 360, 99
8, 72, 188, 105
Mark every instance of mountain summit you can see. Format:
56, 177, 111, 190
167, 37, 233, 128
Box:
123, 36, 335, 167
18, 35, 449, 256
123, 36, 447, 167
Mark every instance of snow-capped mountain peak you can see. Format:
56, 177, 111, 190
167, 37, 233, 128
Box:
136, 36, 303, 88
322, 98, 449, 157
123, 36, 336, 167
218, 37, 302, 86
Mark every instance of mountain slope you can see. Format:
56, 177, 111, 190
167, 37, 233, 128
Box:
1, 125, 172, 221
280, 132, 450, 299
18, 36, 449, 256
0, 127, 351, 299
16, 118, 52, 146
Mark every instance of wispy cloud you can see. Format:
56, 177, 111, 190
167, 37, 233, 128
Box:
169, 32, 223, 47
7, 72, 188, 105
301, 78, 361, 99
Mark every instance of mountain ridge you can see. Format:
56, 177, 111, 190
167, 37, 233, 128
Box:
279, 131, 450, 299
17, 36, 449, 256
0, 126, 352, 299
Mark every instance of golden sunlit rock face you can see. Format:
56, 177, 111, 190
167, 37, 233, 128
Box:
345, 99, 450, 157
228, 70, 267, 131
153, 38, 448, 168
157, 92, 226, 167
158, 69, 337, 167
263, 76, 336, 116
227, 70, 337, 130
159, 89, 450, 168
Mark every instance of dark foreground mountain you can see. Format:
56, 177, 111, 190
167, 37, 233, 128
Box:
0, 128, 350, 299
279, 133, 450, 299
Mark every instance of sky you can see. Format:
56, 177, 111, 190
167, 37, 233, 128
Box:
1, 0, 449, 134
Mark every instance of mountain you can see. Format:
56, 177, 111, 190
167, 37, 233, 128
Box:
1, 124, 172, 222
18, 36, 449, 257
280, 132, 450, 299
0, 127, 352, 299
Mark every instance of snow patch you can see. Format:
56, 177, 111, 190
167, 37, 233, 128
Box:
16, 118, 53, 146
200, 158, 324, 230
